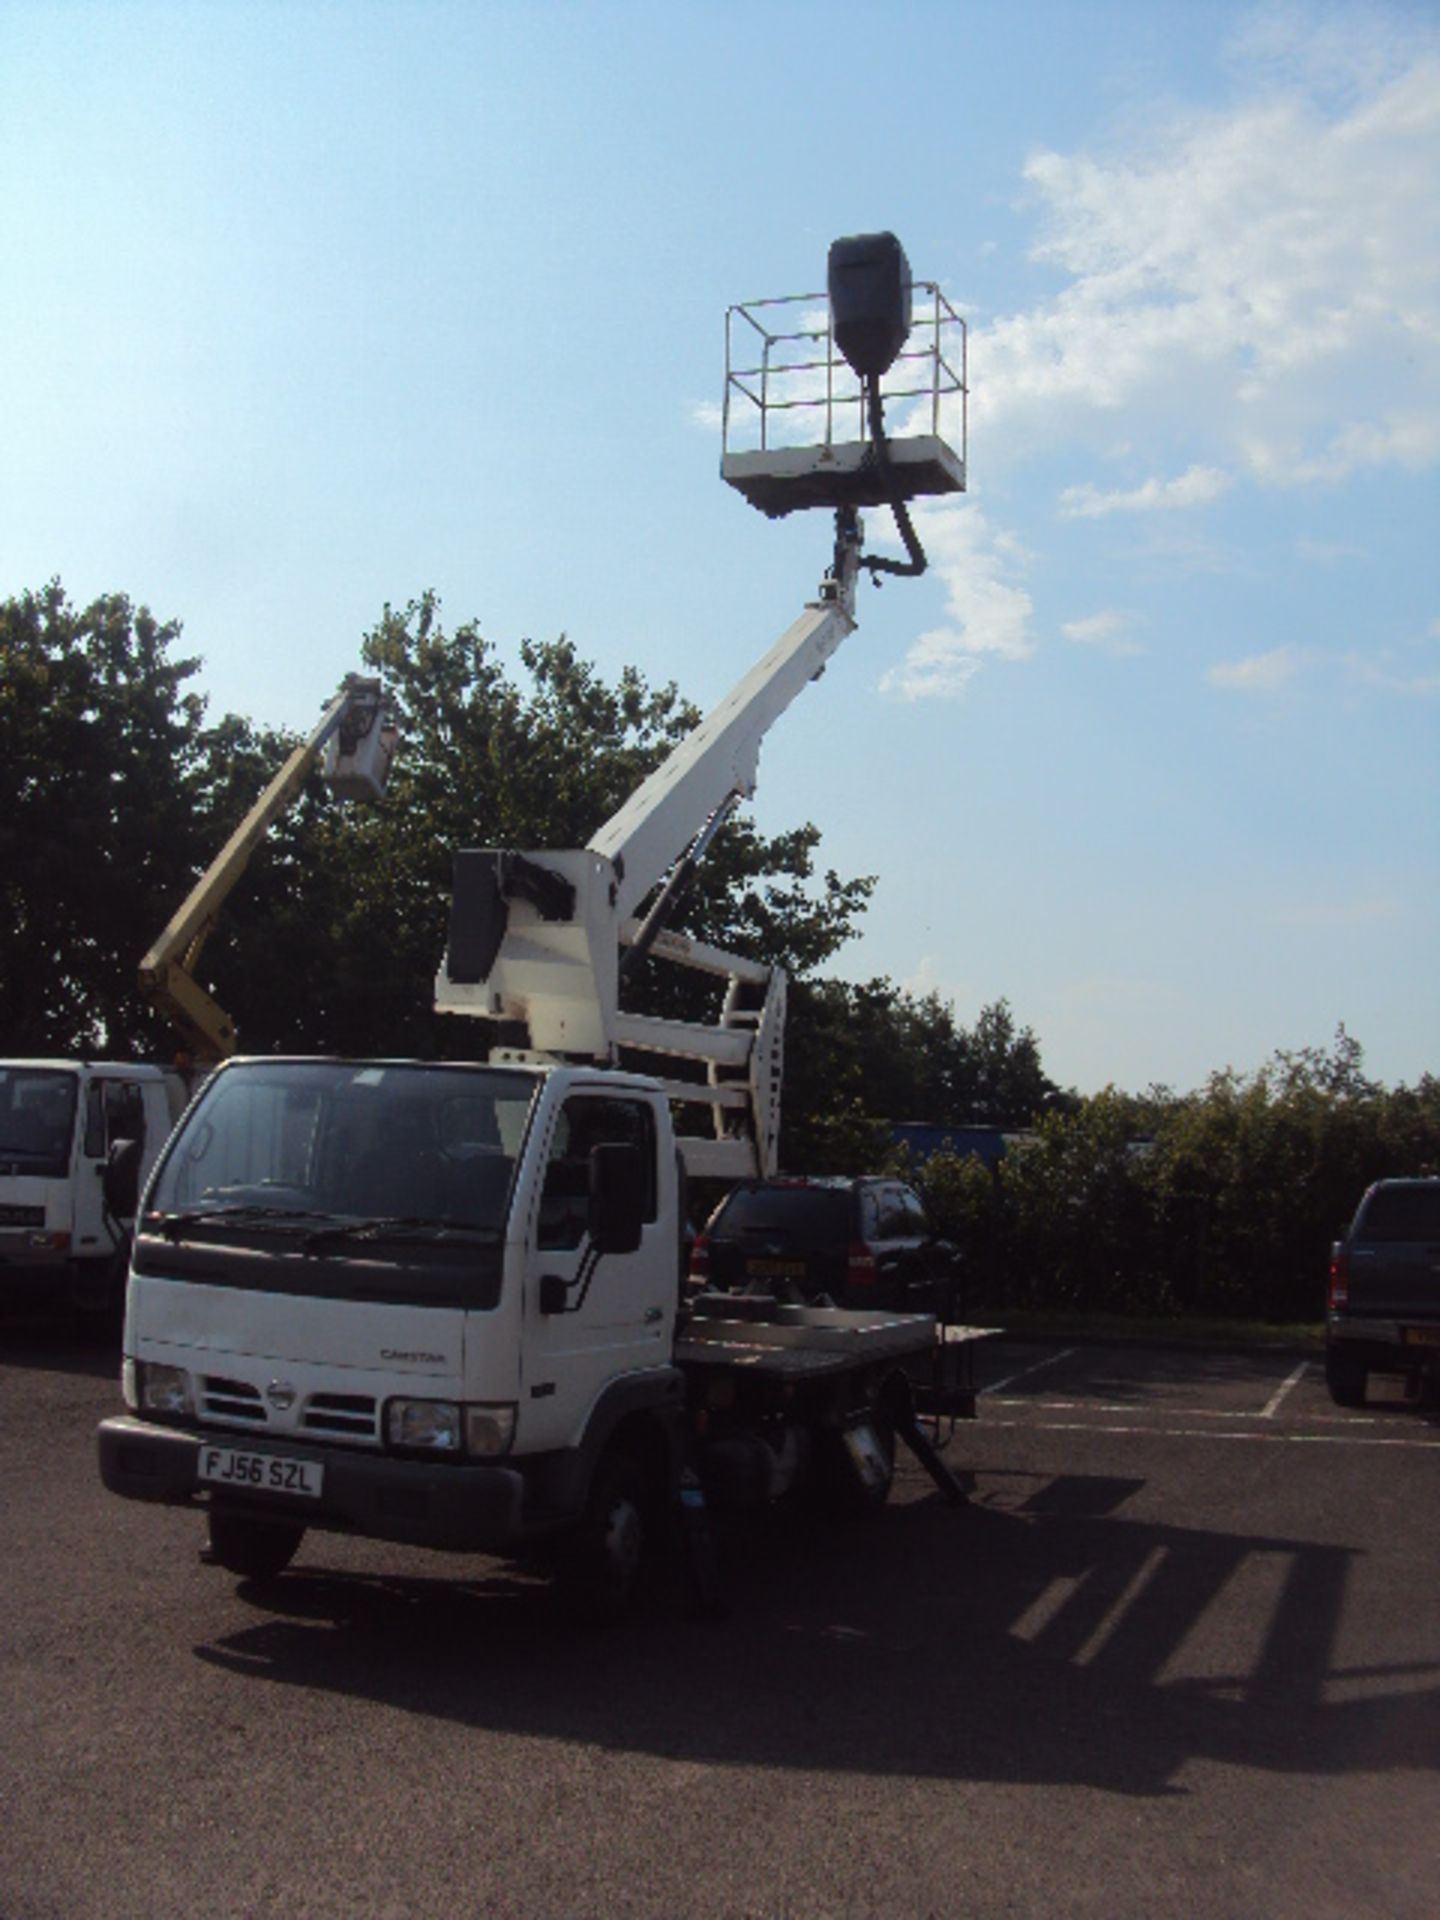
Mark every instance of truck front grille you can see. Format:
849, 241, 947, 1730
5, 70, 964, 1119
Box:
197, 1375, 379, 1442
201, 1376, 265, 1422
302, 1393, 378, 1440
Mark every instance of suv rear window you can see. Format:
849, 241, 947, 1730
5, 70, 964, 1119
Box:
714, 1186, 851, 1242
1355, 1185, 1440, 1242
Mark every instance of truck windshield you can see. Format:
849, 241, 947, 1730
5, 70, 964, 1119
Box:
0, 1068, 78, 1179
148, 1061, 539, 1234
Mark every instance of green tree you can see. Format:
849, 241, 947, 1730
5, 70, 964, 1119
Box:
0, 583, 210, 1054
782, 979, 1061, 1169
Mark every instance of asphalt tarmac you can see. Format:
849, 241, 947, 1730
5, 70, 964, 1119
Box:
3, 1320, 1436, 1919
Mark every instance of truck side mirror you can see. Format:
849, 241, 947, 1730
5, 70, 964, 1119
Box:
588, 1142, 645, 1255
103, 1136, 143, 1219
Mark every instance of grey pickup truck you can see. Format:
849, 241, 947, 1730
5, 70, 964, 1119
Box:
1326, 1177, 1440, 1406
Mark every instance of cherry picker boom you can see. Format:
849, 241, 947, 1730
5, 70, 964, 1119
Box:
138, 675, 398, 1063
435, 231, 967, 1179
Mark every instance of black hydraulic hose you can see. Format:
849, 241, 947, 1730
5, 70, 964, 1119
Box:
861, 378, 928, 580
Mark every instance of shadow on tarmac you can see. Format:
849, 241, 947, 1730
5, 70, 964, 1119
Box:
192, 1471, 1440, 1799
0, 1307, 119, 1379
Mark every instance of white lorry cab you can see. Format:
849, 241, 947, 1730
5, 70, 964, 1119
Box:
0, 1060, 190, 1316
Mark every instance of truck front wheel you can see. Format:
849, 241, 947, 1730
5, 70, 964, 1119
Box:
556, 1449, 652, 1625
205, 1512, 306, 1580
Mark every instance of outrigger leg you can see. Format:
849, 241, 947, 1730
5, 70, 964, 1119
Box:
892, 1405, 969, 1507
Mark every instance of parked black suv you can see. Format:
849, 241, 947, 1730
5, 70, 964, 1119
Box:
1326, 1176, 1440, 1406
690, 1176, 960, 1317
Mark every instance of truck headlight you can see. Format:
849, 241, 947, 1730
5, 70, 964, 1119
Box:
463, 1404, 516, 1457
136, 1363, 195, 1417
386, 1398, 462, 1452
384, 1398, 516, 1456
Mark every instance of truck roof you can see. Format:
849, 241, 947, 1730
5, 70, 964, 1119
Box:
217, 1055, 666, 1093
0, 1058, 181, 1081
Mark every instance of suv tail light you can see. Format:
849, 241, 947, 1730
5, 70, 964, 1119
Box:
689, 1232, 710, 1282
1328, 1244, 1349, 1310
847, 1241, 877, 1287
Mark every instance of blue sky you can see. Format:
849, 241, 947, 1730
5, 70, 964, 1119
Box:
2, 0, 1436, 1096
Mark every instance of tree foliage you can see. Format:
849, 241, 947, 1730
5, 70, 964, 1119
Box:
1, 584, 873, 1062
902, 1031, 1440, 1324
0, 584, 210, 1053
782, 979, 1061, 1169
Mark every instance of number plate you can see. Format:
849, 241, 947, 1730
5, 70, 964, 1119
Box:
1401, 1326, 1440, 1348
198, 1445, 324, 1498
746, 1258, 805, 1279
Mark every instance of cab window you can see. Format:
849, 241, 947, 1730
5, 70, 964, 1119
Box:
84, 1082, 147, 1160
537, 1096, 657, 1251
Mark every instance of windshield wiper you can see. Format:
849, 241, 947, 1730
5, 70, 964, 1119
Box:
150, 1205, 336, 1243
301, 1216, 500, 1254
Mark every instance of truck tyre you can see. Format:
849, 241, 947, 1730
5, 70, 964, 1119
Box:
555, 1449, 651, 1625
1325, 1348, 1367, 1409
205, 1512, 305, 1580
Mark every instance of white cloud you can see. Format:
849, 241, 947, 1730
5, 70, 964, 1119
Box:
1267, 893, 1400, 929
879, 502, 1035, 700
971, 46, 1440, 485
901, 954, 966, 1003
1062, 610, 1144, 654
1296, 533, 1368, 562
1206, 644, 1306, 691
1342, 650, 1440, 696
1243, 414, 1440, 485
1059, 464, 1232, 517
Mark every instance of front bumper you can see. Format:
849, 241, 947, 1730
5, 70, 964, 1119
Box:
97, 1414, 529, 1554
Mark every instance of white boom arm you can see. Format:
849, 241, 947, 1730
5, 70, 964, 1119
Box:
435, 521, 864, 1178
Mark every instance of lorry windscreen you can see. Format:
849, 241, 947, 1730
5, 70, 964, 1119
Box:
0, 1068, 78, 1179
148, 1060, 539, 1238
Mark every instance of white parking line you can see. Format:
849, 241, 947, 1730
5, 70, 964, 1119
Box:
1260, 1360, 1309, 1418
980, 1416, 1440, 1448
981, 1347, 1077, 1395
986, 1395, 1418, 1428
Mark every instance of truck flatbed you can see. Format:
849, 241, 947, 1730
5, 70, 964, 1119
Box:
676, 1292, 998, 1390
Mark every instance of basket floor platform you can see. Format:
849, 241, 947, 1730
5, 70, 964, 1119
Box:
722, 434, 965, 519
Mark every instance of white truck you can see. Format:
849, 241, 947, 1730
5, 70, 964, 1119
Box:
97, 234, 980, 1616
0, 1060, 189, 1317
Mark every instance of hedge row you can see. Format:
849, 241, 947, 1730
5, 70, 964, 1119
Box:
891, 1052, 1440, 1324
